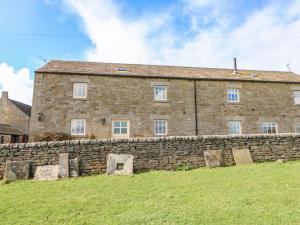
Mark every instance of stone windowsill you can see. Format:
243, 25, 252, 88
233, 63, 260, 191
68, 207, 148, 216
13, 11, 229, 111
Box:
152, 100, 170, 103
72, 98, 90, 101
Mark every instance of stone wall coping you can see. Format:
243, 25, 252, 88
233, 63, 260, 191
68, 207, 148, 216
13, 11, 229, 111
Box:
1, 133, 300, 149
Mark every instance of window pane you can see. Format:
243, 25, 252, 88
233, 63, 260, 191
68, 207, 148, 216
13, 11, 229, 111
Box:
114, 128, 120, 134
121, 128, 127, 134
114, 121, 120, 127
229, 121, 241, 135
228, 89, 239, 102
262, 122, 277, 134
71, 119, 85, 135
121, 121, 127, 127
295, 96, 300, 104
154, 120, 167, 135
73, 83, 87, 98
154, 86, 167, 100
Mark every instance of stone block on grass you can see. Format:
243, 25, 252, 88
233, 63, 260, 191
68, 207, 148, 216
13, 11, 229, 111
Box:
232, 148, 253, 166
106, 154, 133, 175
203, 150, 222, 168
34, 165, 59, 180
59, 153, 69, 178
69, 158, 79, 177
4, 161, 30, 182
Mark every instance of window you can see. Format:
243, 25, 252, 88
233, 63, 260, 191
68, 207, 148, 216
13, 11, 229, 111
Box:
227, 89, 239, 102
0, 136, 4, 144
228, 121, 241, 135
154, 120, 167, 135
71, 119, 86, 136
73, 83, 87, 98
296, 123, 300, 133
154, 85, 167, 101
294, 91, 300, 104
262, 122, 277, 134
112, 120, 130, 138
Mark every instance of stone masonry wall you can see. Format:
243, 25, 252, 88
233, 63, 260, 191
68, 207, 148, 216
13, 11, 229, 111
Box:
30, 73, 300, 140
1, 134, 300, 179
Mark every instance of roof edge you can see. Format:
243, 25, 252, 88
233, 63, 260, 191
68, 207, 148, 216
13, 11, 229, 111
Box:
36, 59, 298, 74
35, 70, 300, 84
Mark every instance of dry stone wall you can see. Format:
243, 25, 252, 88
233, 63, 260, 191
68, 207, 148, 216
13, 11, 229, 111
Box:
1, 133, 300, 179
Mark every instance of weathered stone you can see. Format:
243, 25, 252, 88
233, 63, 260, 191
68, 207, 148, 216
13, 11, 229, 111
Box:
69, 158, 79, 177
203, 150, 222, 168
4, 161, 30, 181
59, 153, 69, 178
276, 159, 287, 164
34, 165, 59, 180
232, 148, 253, 165
106, 154, 134, 175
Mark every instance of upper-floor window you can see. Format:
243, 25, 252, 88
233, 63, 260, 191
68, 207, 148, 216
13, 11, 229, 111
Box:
71, 119, 86, 136
262, 122, 277, 134
73, 83, 87, 98
154, 120, 167, 135
228, 121, 241, 135
294, 91, 300, 104
227, 88, 239, 103
154, 85, 167, 101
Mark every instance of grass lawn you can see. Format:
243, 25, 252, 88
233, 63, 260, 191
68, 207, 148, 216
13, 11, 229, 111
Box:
1, 162, 300, 225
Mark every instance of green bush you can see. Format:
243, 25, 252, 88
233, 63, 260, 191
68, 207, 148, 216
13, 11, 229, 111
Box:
175, 165, 193, 171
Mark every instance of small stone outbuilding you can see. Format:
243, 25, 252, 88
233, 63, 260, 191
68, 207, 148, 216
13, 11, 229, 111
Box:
0, 91, 31, 143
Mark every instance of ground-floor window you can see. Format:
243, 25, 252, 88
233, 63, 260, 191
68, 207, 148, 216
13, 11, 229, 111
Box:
228, 121, 241, 135
0, 136, 4, 144
262, 122, 277, 134
154, 120, 167, 135
71, 119, 86, 136
112, 120, 130, 138
295, 122, 300, 133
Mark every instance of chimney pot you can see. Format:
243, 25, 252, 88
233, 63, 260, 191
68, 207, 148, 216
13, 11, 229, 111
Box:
1, 91, 8, 102
233, 58, 238, 74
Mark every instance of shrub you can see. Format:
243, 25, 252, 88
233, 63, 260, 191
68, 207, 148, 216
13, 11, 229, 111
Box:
89, 134, 96, 139
32, 132, 73, 142
175, 165, 193, 171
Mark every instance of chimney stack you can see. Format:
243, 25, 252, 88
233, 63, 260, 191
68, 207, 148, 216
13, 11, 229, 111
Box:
233, 58, 238, 74
1, 91, 8, 102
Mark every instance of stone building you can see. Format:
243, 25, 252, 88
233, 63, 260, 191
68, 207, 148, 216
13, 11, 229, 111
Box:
0, 91, 31, 143
30, 60, 300, 140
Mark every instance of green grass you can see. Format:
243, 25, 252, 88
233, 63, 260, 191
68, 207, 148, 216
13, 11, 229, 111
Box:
1, 162, 300, 225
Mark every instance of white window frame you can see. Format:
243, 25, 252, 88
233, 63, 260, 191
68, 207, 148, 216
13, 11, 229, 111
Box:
154, 85, 167, 101
112, 120, 130, 139
228, 121, 241, 135
154, 120, 168, 136
227, 88, 239, 103
261, 122, 278, 134
71, 119, 86, 136
294, 91, 300, 105
73, 83, 88, 99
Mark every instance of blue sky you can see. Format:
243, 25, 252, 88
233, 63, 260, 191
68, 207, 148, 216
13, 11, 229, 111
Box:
1, 0, 300, 104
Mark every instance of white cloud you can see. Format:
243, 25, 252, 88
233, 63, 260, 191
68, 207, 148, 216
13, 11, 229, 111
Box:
65, 0, 300, 73
0, 63, 33, 105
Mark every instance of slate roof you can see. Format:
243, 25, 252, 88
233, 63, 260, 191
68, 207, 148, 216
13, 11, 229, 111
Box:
36, 60, 300, 83
0, 124, 25, 135
9, 99, 31, 117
